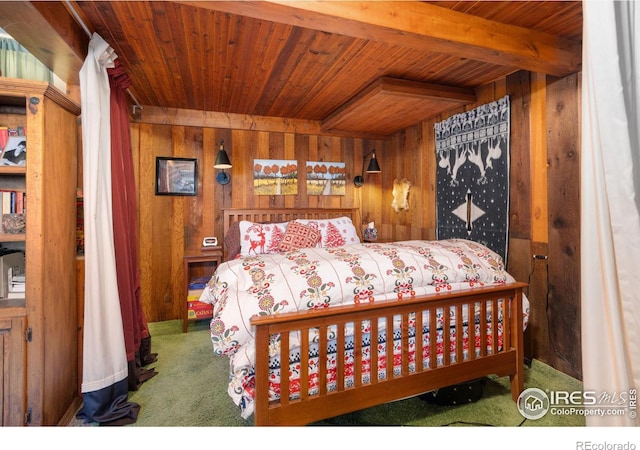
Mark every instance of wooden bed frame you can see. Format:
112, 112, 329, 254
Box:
222, 208, 526, 426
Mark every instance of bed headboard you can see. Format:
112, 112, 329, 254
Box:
222, 207, 360, 238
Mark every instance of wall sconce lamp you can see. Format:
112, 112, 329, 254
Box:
214, 139, 232, 185
353, 150, 381, 187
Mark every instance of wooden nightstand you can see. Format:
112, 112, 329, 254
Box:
183, 246, 223, 333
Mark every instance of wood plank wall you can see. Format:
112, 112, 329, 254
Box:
543, 73, 582, 378
131, 124, 389, 322
130, 70, 581, 379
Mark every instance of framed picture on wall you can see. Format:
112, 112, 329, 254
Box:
253, 158, 298, 195
155, 157, 198, 196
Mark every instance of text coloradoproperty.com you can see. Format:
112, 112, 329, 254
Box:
552, 407, 628, 416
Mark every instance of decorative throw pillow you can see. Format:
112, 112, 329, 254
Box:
297, 217, 360, 247
239, 221, 288, 256
278, 221, 321, 252
224, 221, 242, 260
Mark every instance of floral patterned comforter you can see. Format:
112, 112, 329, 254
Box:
199, 239, 529, 419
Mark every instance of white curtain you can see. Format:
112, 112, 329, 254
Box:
79, 33, 128, 394
0, 28, 65, 90
582, 0, 640, 426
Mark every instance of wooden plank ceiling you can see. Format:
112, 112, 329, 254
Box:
0, 1, 583, 138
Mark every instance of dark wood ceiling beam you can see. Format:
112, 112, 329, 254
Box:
183, 0, 581, 77
0, 1, 88, 85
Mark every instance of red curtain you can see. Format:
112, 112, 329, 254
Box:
108, 61, 157, 389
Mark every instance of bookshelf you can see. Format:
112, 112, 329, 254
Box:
183, 247, 222, 333
0, 79, 80, 426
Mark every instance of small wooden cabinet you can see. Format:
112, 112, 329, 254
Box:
0, 315, 25, 426
0, 79, 80, 426
183, 247, 223, 332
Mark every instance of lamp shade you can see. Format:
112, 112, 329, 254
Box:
366, 153, 381, 173
214, 140, 232, 169
214, 150, 232, 169
353, 150, 381, 187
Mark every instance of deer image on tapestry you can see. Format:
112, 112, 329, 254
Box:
392, 178, 411, 212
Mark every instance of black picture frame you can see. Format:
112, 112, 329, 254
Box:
155, 157, 198, 196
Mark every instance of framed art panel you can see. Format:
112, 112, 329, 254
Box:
253, 159, 298, 195
306, 161, 346, 195
155, 157, 198, 196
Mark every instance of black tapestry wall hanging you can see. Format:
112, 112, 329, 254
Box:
435, 95, 510, 264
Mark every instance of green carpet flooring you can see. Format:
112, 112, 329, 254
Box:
117, 319, 585, 427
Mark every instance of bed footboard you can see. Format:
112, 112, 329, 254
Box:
250, 282, 526, 426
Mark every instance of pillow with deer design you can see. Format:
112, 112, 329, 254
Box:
239, 220, 289, 256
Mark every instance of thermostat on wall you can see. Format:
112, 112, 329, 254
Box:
202, 236, 218, 247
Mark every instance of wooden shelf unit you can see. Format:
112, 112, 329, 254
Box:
0, 78, 80, 426
183, 247, 222, 333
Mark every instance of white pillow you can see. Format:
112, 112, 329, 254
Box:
296, 216, 360, 247
238, 221, 289, 256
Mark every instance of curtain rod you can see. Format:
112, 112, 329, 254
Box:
64, 0, 143, 114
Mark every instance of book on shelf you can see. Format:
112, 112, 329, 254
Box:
2, 192, 10, 214
7, 127, 26, 137
188, 276, 211, 290
187, 300, 213, 320
0, 190, 26, 234
187, 288, 203, 302
0, 251, 24, 299
8, 266, 25, 293
9, 271, 25, 283
9, 284, 24, 293
15, 191, 24, 213
0, 127, 7, 151
0, 190, 26, 215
